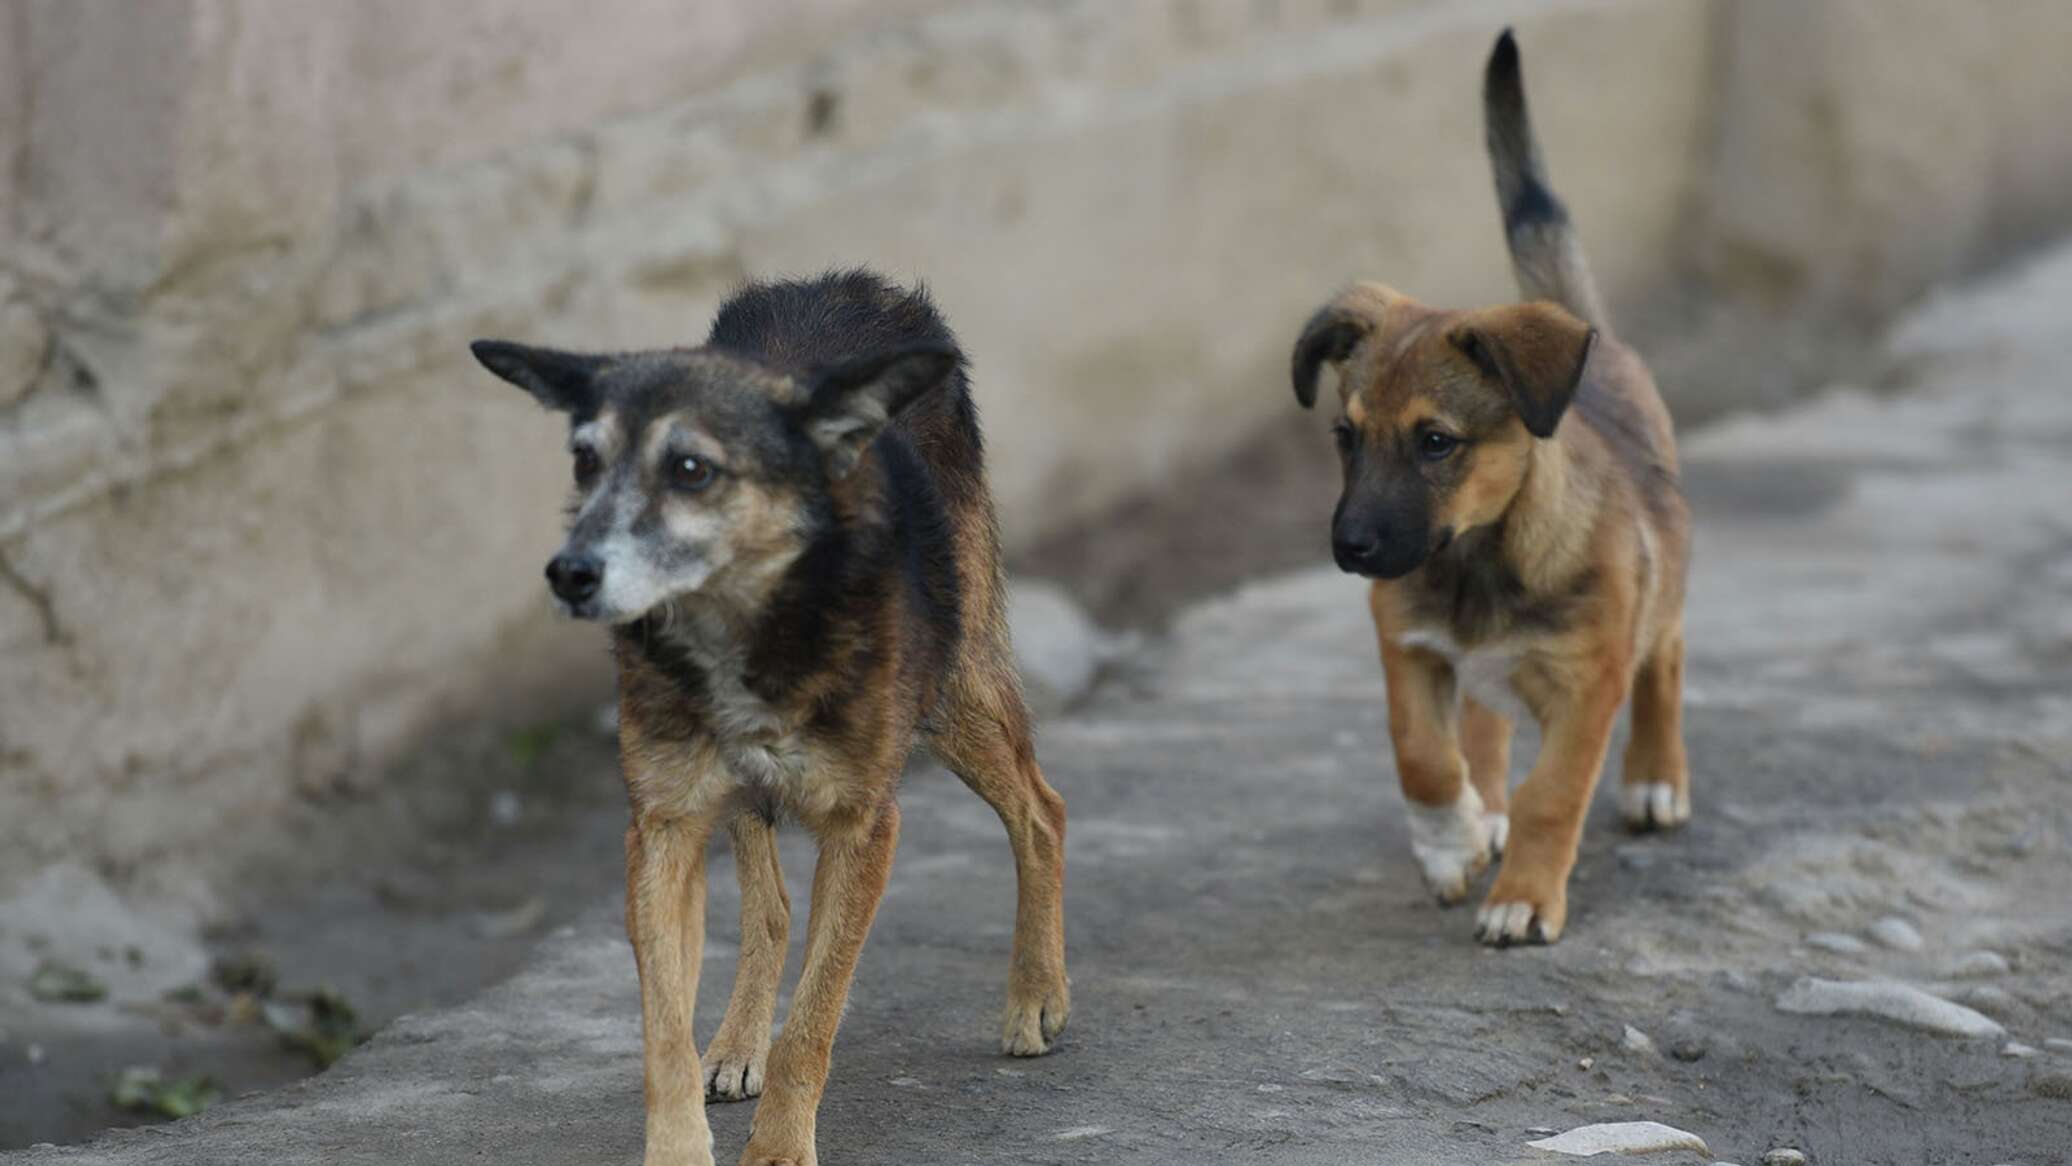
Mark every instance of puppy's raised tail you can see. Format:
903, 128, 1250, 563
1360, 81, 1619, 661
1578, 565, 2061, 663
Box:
1484, 29, 1608, 329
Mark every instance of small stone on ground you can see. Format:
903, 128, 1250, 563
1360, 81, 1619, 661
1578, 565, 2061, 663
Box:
1949, 951, 2009, 978
1804, 932, 1867, 956
1776, 978, 2003, 1038
1527, 1121, 1710, 1157
1867, 917, 1923, 952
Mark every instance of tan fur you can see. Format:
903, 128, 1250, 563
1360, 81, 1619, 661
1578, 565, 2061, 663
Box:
1321, 278, 1690, 945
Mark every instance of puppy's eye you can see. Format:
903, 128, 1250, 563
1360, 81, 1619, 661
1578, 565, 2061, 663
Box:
572, 447, 601, 484
1418, 430, 1461, 461
1331, 419, 1354, 454
669, 455, 718, 493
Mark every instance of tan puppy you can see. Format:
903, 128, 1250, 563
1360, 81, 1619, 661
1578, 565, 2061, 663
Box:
1289, 30, 1691, 946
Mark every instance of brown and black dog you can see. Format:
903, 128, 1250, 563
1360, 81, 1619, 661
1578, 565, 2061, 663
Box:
472, 270, 1069, 1166
1289, 30, 1691, 946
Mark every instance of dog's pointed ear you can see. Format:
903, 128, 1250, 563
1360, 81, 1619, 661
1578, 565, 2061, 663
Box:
470, 340, 608, 414
797, 343, 960, 476
1291, 307, 1369, 409
1449, 303, 1596, 438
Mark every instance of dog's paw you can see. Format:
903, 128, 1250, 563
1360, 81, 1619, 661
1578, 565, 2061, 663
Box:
1474, 877, 1567, 947
1001, 978, 1070, 1057
1407, 788, 1496, 904
1481, 811, 1510, 856
737, 1153, 809, 1166
702, 1040, 766, 1102
1620, 781, 1690, 832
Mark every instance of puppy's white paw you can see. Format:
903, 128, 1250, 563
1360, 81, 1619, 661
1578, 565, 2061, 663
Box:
1620, 781, 1690, 832
1481, 811, 1510, 856
1407, 788, 1495, 904
1474, 898, 1559, 946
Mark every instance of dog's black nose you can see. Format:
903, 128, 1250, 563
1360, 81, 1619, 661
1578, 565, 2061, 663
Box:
1333, 535, 1381, 573
545, 552, 602, 604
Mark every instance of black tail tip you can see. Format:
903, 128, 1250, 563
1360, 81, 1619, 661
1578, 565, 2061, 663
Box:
1487, 28, 1521, 91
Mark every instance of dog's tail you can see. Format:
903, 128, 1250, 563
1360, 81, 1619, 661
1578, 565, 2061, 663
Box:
1483, 29, 1608, 329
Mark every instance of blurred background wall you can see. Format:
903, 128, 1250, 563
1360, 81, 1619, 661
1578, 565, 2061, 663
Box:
4, 0, 2072, 917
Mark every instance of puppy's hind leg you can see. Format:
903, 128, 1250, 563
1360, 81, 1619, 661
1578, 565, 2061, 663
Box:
704, 809, 791, 1102
928, 663, 1070, 1057
1462, 696, 1515, 856
1620, 629, 1691, 831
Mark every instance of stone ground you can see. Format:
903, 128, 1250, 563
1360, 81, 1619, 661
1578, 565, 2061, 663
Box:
8, 246, 2072, 1163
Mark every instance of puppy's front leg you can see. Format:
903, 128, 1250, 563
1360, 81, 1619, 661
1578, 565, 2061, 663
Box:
628, 811, 719, 1166
1476, 666, 1623, 946
1380, 633, 1492, 904
740, 800, 900, 1166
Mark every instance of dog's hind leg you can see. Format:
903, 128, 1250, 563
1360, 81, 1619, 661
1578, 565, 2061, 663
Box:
928, 665, 1070, 1057
1462, 696, 1515, 855
744, 799, 900, 1166
703, 809, 790, 1102
1620, 628, 1691, 830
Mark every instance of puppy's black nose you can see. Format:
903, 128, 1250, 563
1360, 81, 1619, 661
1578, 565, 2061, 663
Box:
1333, 535, 1380, 573
545, 552, 602, 604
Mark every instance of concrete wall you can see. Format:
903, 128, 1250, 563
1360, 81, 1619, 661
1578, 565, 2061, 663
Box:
4, 0, 2071, 913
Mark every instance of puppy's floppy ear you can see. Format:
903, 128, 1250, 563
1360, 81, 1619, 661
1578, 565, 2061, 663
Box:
1449, 302, 1596, 438
1290, 307, 1368, 409
1290, 282, 1408, 408
797, 343, 960, 476
470, 340, 609, 415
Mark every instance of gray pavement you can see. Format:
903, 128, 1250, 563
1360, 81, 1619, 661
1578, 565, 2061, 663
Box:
12, 248, 2072, 1165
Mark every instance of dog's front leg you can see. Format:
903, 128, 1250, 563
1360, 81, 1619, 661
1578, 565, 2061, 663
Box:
628, 811, 720, 1166
1380, 634, 1493, 904
740, 800, 899, 1166
1475, 665, 1624, 946
705, 811, 790, 1102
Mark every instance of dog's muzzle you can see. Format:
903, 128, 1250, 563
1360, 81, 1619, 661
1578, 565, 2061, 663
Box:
1333, 533, 1429, 579
545, 551, 603, 611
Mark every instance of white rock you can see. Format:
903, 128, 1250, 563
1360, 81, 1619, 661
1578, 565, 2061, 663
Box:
1527, 1121, 1710, 1157
1804, 931, 1868, 955
1949, 950, 2009, 978
1622, 1024, 1659, 1055
1867, 916, 1924, 952
2003, 1041, 2038, 1058
1762, 1151, 1808, 1166
2045, 1037, 2072, 1054
1776, 977, 2003, 1038
1008, 579, 1112, 717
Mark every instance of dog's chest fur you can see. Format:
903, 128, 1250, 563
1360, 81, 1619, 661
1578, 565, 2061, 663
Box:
618, 611, 832, 810
1393, 530, 1593, 723
1397, 626, 1531, 723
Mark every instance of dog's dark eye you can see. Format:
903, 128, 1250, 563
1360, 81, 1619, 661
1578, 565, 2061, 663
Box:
1418, 430, 1461, 461
572, 447, 601, 485
669, 455, 718, 493
1331, 419, 1354, 455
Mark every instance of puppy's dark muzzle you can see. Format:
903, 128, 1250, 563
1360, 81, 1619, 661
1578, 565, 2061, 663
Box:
1333, 535, 1427, 579
546, 552, 603, 610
